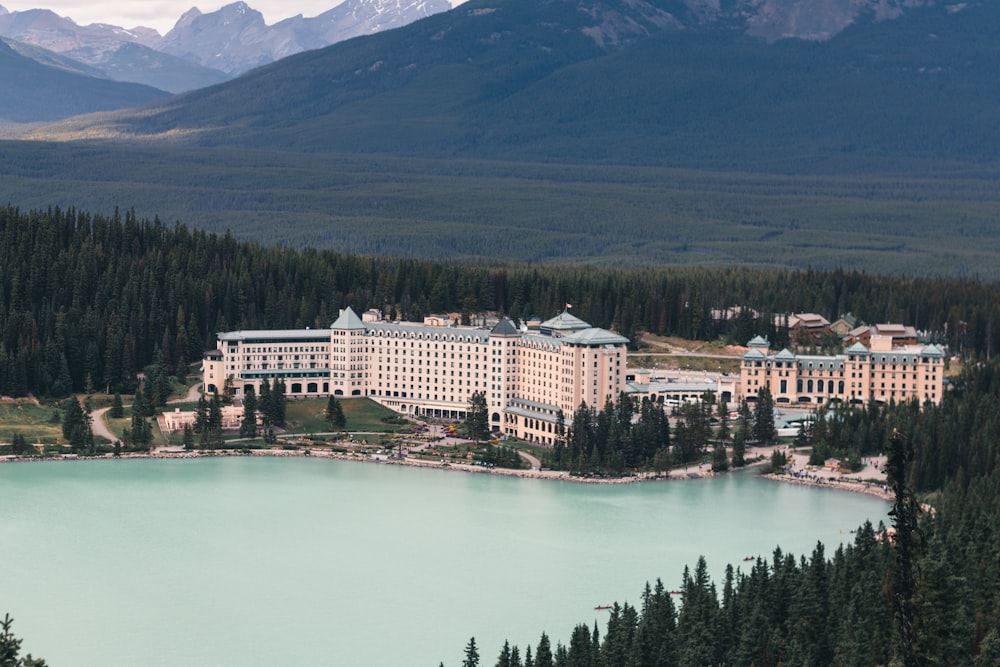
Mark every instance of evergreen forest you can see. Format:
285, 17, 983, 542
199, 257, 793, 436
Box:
448, 362, 1000, 667
2, 205, 1000, 399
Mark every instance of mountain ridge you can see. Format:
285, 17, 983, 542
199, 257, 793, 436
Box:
30, 0, 998, 170
0, 38, 169, 122
0, 0, 456, 92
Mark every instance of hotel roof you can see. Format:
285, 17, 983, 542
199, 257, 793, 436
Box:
540, 310, 591, 331
331, 306, 365, 330
217, 329, 332, 342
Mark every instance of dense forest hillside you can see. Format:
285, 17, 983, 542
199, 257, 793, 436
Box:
30, 0, 1000, 169
448, 363, 1000, 666
1, 143, 999, 275
3, 205, 1000, 398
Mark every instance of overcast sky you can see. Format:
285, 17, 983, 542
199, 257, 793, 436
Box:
0, 1, 462, 34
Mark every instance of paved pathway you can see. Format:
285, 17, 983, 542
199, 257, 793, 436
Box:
517, 449, 542, 470
169, 382, 202, 404
89, 406, 116, 444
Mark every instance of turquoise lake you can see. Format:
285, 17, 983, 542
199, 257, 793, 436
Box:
0, 458, 889, 666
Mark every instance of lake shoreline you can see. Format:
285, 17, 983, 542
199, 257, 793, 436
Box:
0, 444, 892, 501
763, 471, 892, 502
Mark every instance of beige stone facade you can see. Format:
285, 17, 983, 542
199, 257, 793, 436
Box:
203, 308, 628, 444
739, 335, 944, 407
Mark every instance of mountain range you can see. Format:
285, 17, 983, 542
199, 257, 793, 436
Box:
32, 0, 999, 170
0, 0, 454, 96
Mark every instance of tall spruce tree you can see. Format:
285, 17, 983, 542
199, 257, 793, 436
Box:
0, 613, 47, 667
325, 395, 346, 430
109, 392, 124, 419
753, 387, 775, 444
467, 391, 489, 444
463, 637, 480, 667
272, 379, 286, 426
887, 429, 922, 667
60, 397, 88, 451
240, 391, 258, 438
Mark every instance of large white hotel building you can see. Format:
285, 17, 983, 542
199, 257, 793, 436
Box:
203, 307, 628, 444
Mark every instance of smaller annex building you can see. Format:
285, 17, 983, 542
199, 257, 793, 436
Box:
203, 307, 629, 444
739, 335, 945, 406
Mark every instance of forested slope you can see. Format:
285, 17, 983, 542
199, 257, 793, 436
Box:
3, 205, 1000, 398
450, 363, 1000, 666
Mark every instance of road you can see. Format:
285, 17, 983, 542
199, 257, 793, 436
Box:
89, 382, 202, 446
633, 351, 740, 360
169, 382, 202, 404
89, 406, 116, 444
518, 449, 541, 470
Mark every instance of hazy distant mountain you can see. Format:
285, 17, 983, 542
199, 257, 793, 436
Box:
82, 42, 229, 94
0, 6, 227, 92
0, 0, 453, 91
2, 36, 105, 77
0, 38, 169, 122
155, 0, 454, 75
154, 3, 294, 75
292, 0, 457, 48
34, 0, 998, 170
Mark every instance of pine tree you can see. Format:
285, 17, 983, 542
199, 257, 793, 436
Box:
132, 390, 149, 420
194, 394, 208, 434
463, 637, 480, 667
182, 424, 194, 451
110, 392, 124, 418
208, 392, 223, 431
0, 613, 47, 667
753, 386, 775, 444
732, 431, 746, 468
887, 430, 922, 667
240, 391, 258, 438
496, 640, 511, 667
535, 633, 553, 667
272, 379, 286, 426
716, 399, 730, 443
711, 441, 729, 472
467, 391, 489, 444
259, 380, 272, 429
61, 397, 88, 451
325, 395, 346, 430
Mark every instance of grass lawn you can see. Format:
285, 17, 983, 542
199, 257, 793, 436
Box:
283, 398, 402, 435
0, 401, 63, 445
105, 414, 169, 447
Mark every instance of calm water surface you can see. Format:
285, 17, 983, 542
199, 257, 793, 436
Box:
0, 458, 888, 666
